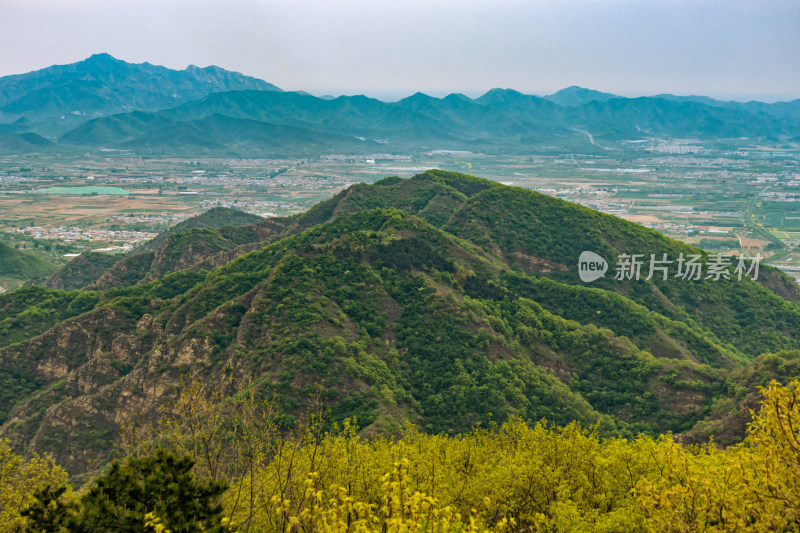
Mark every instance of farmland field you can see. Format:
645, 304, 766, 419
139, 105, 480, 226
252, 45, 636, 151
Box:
1, 143, 798, 286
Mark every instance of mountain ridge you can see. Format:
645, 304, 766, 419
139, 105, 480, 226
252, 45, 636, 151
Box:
3, 170, 800, 474
0, 53, 281, 134
54, 88, 800, 155
0, 55, 798, 153
543, 85, 618, 107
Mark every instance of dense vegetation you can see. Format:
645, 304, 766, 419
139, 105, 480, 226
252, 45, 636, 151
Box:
138, 207, 263, 253
2, 171, 800, 476
0, 241, 56, 283
43, 252, 121, 291
5, 378, 800, 532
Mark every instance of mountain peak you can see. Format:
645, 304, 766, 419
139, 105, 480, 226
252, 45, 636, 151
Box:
76, 53, 129, 74
87, 52, 115, 60
443, 93, 471, 102
0, 56, 282, 129
544, 86, 618, 107
83, 53, 123, 66
398, 92, 439, 106
484, 88, 523, 96
474, 88, 528, 106
477, 88, 525, 99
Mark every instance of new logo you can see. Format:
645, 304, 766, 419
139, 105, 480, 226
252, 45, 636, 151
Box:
578, 251, 608, 282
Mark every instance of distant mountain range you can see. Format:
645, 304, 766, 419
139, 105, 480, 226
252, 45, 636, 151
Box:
0, 54, 798, 155
0, 53, 280, 135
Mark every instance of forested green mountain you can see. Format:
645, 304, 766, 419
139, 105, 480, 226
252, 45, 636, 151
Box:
567, 97, 790, 139
43, 252, 122, 291
138, 207, 263, 252
0, 241, 57, 282
0, 53, 281, 135
3, 171, 800, 475
61, 112, 383, 155
654, 94, 800, 122
0, 55, 797, 155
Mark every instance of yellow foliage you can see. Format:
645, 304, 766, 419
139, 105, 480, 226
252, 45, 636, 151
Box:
114, 377, 800, 532
0, 439, 71, 531
272, 460, 514, 533
636, 379, 800, 532
144, 511, 173, 533
215, 418, 651, 531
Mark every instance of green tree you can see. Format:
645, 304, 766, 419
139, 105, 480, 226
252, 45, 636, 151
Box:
20, 485, 76, 532
23, 450, 228, 532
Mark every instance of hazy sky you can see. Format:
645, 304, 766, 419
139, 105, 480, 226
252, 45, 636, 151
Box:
1, 0, 799, 101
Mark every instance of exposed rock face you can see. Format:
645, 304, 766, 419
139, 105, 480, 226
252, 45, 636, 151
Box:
0, 309, 159, 473
0, 289, 259, 476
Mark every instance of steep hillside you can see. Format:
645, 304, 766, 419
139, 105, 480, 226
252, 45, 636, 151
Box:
138, 207, 263, 252
46, 209, 288, 294
44, 252, 121, 291
88, 225, 269, 290
3, 171, 800, 475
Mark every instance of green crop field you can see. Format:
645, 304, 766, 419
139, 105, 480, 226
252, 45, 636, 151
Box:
35, 186, 131, 195
761, 213, 800, 230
